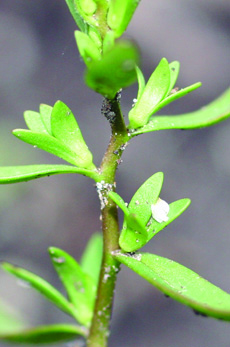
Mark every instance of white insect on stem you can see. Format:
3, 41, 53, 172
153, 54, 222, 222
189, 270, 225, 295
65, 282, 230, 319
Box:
151, 198, 170, 223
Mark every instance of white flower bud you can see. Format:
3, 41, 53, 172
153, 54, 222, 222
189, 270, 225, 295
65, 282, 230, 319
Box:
151, 198, 169, 223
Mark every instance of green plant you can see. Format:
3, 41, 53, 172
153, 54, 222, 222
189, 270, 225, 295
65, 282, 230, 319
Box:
1, 1, 230, 346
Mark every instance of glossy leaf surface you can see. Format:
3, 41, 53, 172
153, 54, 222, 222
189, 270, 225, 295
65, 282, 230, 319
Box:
113, 252, 230, 321
85, 40, 139, 99
49, 247, 96, 326
131, 87, 230, 135
80, 233, 103, 286
0, 164, 98, 184
0, 324, 87, 344
129, 58, 170, 128
1, 263, 78, 320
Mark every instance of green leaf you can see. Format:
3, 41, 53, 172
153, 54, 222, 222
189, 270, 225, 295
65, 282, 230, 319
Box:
75, 30, 101, 65
131, 87, 230, 135
0, 164, 98, 184
49, 248, 96, 327
79, 0, 97, 15
80, 233, 103, 286
167, 61, 180, 95
39, 104, 52, 135
12, 129, 91, 169
135, 65, 145, 100
128, 172, 164, 225
107, 0, 141, 38
85, 39, 139, 99
147, 198, 191, 241
65, 0, 88, 32
113, 252, 230, 321
51, 100, 95, 169
108, 191, 130, 217
1, 263, 78, 321
118, 218, 148, 253
24, 111, 49, 134
0, 324, 87, 344
129, 58, 171, 128
150, 82, 202, 116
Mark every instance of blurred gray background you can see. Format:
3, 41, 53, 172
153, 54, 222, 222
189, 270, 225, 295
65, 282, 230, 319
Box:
0, 1, 230, 346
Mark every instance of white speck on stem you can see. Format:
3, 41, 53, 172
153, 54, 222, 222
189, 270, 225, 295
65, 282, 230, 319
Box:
151, 198, 170, 223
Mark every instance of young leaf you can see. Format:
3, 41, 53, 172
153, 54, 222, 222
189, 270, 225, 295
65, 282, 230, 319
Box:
147, 198, 191, 241
65, 0, 88, 32
131, 87, 230, 136
128, 172, 164, 225
75, 30, 101, 65
51, 100, 95, 169
12, 129, 91, 168
118, 218, 148, 253
79, 0, 97, 16
135, 65, 146, 100
129, 58, 171, 128
0, 164, 98, 184
49, 247, 96, 327
167, 61, 180, 95
113, 252, 230, 321
1, 263, 78, 321
109, 191, 130, 217
107, 0, 141, 38
39, 104, 52, 135
24, 111, 49, 134
150, 82, 202, 116
80, 233, 103, 285
85, 39, 139, 99
0, 324, 87, 344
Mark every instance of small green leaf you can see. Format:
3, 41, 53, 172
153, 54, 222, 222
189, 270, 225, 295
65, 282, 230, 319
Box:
131, 87, 230, 135
107, 0, 141, 38
65, 0, 88, 32
88, 26, 102, 50
39, 104, 52, 135
167, 61, 180, 95
80, 233, 103, 286
1, 263, 78, 320
109, 191, 130, 217
113, 252, 230, 321
147, 198, 191, 241
129, 58, 170, 128
128, 172, 164, 224
49, 248, 96, 327
75, 30, 101, 65
24, 111, 49, 134
119, 218, 148, 253
12, 129, 88, 168
135, 65, 145, 100
0, 324, 87, 344
80, 0, 97, 15
102, 30, 115, 54
151, 82, 202, 116
0, 164, 98, 184
85, 39, 139, 99
51, 100, 95, 169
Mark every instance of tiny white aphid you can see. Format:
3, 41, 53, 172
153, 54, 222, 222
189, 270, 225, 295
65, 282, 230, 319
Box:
151, 198, 170, 223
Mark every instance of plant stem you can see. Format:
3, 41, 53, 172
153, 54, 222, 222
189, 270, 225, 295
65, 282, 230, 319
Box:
86, 96, 129, 346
